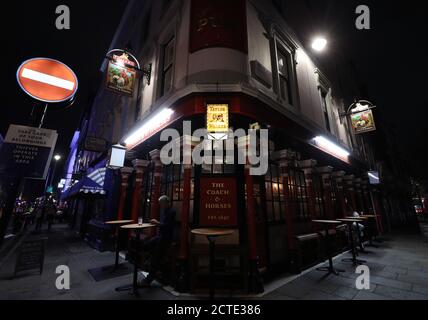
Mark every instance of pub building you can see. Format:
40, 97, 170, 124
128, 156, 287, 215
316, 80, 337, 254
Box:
62, 0, 385, 294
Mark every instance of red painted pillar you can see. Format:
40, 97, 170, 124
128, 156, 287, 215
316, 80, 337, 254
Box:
116, 167, 133, 220
149, 149, 162, 222
179, 135, 198, 260
130, 159, 149, 223
238, 135, 263, 292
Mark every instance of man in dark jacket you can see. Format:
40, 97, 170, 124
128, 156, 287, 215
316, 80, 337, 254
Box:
142, 195, 176, 286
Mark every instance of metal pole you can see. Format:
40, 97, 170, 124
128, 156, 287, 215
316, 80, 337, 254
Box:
39, 104, 48, 128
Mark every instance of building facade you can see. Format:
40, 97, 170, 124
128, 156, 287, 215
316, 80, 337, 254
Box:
63, 0, 392, 293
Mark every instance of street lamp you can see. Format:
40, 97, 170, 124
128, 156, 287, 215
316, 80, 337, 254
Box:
311, 37, 328, 52
45, 154, 62, 194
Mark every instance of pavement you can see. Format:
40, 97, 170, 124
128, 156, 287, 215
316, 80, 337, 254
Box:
0, 222, 428, 300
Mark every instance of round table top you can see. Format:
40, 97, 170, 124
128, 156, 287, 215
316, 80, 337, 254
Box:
337, 218, 364, 223
120, 223, 156, 230
191, 228, 236, 237
312, 220, 342, 225
346, 216, 368, 220
360, 215, 376, 218
105, 220, 134, 225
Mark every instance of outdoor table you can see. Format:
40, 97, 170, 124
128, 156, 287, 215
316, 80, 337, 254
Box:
191, 228, 235, 299
337, 219, 367, 266
115, 223, 156, 297
312, 220, 345, 276
105, 220, 134, 272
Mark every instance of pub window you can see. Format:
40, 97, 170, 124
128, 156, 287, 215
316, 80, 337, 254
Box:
265, 163, 285, 223
288, 168, 309, 222
141, 162, 155, 221
275, 41, 296, 107
160, 36, 175, 97
160, 163, 196, 220
321, 89, 331, 133
201, 140, 235, 175
312, 175, 326, 219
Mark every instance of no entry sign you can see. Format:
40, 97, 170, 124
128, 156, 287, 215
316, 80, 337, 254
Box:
17, 58, 78, 103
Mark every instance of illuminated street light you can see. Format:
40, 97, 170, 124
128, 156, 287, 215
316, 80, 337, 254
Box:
54, 154, 62, 161
312, 37, 327, 52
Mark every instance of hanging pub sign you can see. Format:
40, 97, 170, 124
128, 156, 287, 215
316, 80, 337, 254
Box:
349, 101, 376, 134
106, 52, 138, 96
351, 109, 376, 134
206, 104, 229, 140
199, 176, 238, 227
16, 57, 78, 105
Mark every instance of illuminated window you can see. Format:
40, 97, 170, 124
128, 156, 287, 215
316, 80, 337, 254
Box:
287, 168, 309, 222
265, 163, 285, 223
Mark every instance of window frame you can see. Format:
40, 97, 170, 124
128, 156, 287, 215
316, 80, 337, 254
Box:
271, 33, 299, 109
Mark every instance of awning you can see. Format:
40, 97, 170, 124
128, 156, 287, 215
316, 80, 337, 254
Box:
61, 168, 107, 200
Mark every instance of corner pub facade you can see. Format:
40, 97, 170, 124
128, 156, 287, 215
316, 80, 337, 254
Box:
68, 0, 383, 293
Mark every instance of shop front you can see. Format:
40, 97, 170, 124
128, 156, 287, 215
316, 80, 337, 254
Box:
114, 92, 374, 294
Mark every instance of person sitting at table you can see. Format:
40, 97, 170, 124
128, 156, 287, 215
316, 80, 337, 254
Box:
141, 195, 176, 286
348, 205, 365, 244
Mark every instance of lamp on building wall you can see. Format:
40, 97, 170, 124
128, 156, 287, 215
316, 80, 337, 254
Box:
311, 37, 328, 52
107, 144, 127, 169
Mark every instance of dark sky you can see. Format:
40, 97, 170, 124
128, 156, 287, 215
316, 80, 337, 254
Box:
0, 0, 129, 159
1, 1, 427, 184
283, 0, 428, 184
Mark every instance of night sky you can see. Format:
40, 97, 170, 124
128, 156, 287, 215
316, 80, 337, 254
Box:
1, 1, 427, 185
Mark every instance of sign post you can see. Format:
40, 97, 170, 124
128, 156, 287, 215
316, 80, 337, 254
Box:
0, 125, 58, 248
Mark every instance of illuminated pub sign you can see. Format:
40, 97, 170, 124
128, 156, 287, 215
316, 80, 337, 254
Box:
199, 177, 237, 227
207, 104, 229, 133
106, 52, 137, 96
189, 0, 247, 53
351, 109, 376, 134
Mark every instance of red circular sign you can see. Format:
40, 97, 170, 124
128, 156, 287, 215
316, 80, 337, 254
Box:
17, 58, 78, 103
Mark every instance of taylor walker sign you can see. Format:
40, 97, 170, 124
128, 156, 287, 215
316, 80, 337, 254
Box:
199, 177, 237, 227
0, 125, 58, 179
207, 104, 229, 136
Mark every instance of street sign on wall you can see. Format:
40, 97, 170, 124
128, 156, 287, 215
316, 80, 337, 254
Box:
0, 125, 58, 179
17, 58, 78, 104
84, 136, 108, 153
